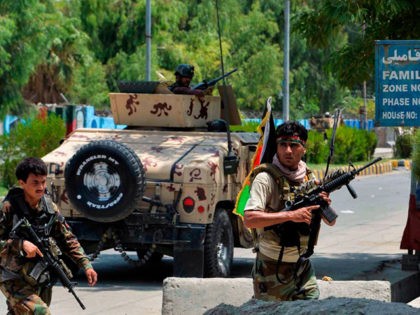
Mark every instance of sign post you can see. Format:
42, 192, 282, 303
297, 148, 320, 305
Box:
375, 40, 420, 127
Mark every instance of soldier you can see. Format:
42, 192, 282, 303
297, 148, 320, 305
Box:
168, 64, 206, 96
0, 157, 97, 314
244, 121, 335, 301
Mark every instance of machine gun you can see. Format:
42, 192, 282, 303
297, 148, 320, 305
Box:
11, 217, 86, 310
191, 68, 237, 90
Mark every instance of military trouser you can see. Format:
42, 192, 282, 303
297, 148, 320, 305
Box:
0, 278, 52, 315
252, 251, 319, 301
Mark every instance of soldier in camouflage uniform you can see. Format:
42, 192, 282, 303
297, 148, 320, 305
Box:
0, 157, 97, 314
244, 121, 335, 301
169, 64, 206, 96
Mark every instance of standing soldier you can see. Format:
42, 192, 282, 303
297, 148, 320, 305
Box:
0, 157, 97, 314
244, 121, 335, 301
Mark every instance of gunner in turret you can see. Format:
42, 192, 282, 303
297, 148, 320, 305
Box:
169, 64, 205, 96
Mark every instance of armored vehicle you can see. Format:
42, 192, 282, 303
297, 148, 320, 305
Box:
42, 87, 258, 277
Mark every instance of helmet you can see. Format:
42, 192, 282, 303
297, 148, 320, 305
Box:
174, 64, 195, 78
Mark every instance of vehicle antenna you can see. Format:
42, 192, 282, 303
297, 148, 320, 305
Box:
325, 108, 342, 177
215, 0, 237, 172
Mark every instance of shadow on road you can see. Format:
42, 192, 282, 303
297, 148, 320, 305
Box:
72, 250, 402, 287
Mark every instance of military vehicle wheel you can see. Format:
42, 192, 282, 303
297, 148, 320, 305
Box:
204, 209, 234, 277
65, 140, 145, 223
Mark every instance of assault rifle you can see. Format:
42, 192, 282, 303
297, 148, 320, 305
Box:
11, 217, 86, 310
270, 157, 383, 265
191, 68, 237, 90
285, 157, 382, 223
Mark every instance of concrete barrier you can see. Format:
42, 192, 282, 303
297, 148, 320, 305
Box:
162, 277, 391, 315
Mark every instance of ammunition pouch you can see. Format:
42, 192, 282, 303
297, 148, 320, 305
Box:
269, 221, 310, 247
22, 260, 50, 287
21, 238, 73, 287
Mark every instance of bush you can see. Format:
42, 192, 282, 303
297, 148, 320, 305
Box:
0, 112, 66, 188
306, 126, 377, 164
230, 120, 260, 132
228, 120, 377, 165
394, 133, 414, 159
306, 131, 329, 163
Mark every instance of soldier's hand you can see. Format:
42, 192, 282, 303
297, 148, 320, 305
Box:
192, 90, 205, 98
85, 268, 98, 287
1, 201, 11, 213
204, 86, 214, 95
318, 191, 331, 205
292, 205, 320, 224
22, 240, 43, 258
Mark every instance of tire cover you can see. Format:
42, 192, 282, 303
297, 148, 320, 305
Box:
64, 140, 145, 222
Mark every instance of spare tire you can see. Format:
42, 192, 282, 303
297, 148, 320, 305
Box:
64, 140, 145, 222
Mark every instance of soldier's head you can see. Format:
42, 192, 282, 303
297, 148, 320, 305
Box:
174, 64, 195, 87
16, 157, 47, 203
275, 121, 307, 169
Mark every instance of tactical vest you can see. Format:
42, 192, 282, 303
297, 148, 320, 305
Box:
249, 164, 319, 285
249, 163, 314, 212
249, 163, 314, 248
7, 187, 57, 235
5, 187, 63, 286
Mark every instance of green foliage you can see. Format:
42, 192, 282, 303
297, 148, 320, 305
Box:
414, 130, 420, 180
0, 0, 418, 118
295, 0, 419, 89
0, 0, 54, 116
306, 126, 377, 164
230, 121, 260, 132
0, 112, 66, 187
341, 96, 375, 119
395, 133, 414, 159
232, 123, 377, 165
70, 57, 109, 108
305, 131, 329, 164
0, 0, 109, 113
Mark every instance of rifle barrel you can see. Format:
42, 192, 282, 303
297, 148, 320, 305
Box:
70, 289, 86, 310
355, 157, 382, 174
192, 68, 237, 90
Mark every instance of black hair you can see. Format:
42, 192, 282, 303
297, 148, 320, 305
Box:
275, 121, 308, 142
15, 157, 47, 182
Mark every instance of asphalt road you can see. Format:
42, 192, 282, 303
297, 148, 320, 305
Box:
0, 168, 415, 314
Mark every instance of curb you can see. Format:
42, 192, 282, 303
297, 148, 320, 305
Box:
312, 160, 410, 180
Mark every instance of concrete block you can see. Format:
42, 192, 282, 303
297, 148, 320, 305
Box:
161, 277, 391, 315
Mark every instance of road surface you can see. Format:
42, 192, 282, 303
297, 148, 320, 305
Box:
0, 168, 415, 314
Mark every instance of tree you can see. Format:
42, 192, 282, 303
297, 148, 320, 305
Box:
4, 0, 407, 119
0, 0, 109, 116
0, 1, 54, 116
295, 0, 419, 89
